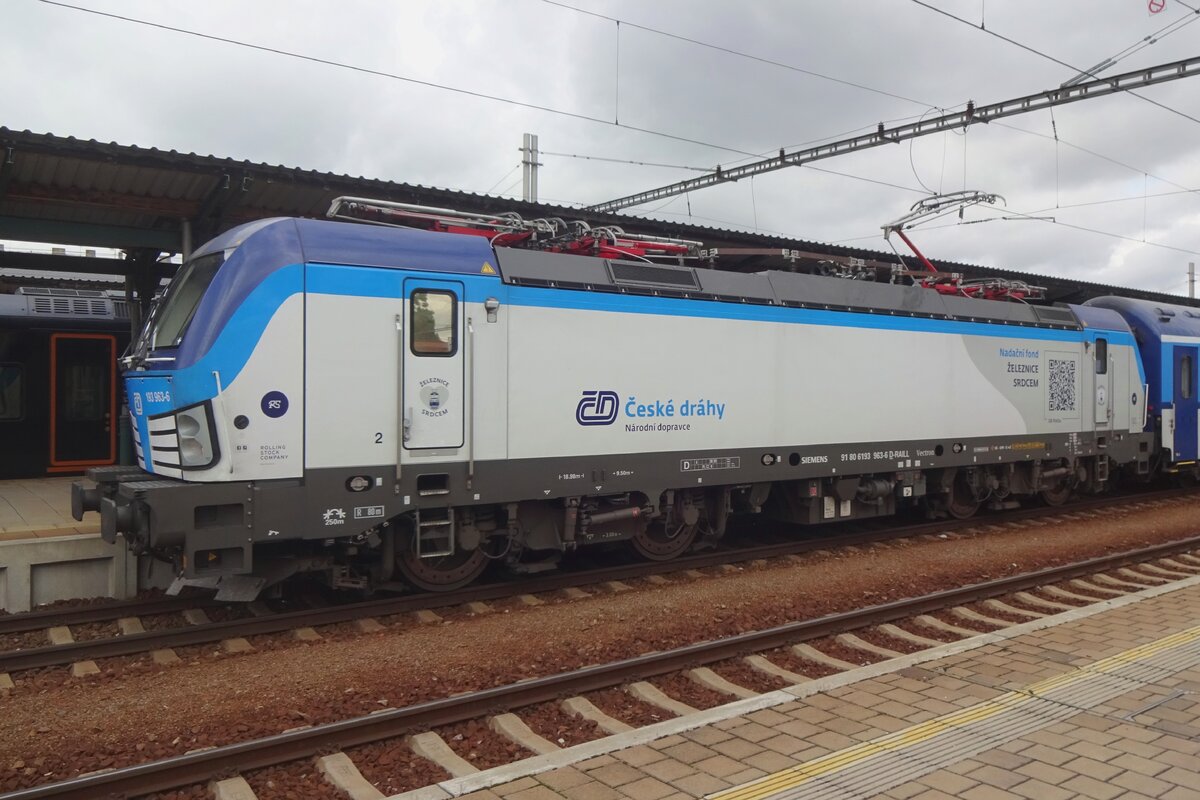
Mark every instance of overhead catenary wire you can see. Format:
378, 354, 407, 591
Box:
36, 0, 764, 162
590, 56, 1200, 212
991, 120, 1200, 198
484, 164, 522, 194
909, 0, 1200, 127
41, 0, 1200, 270
540, 151, 713, 172
831, 202, 1200, 261
538, 0, 930, 107
1065, 2, 1200, 79
45, 0, 1200, 225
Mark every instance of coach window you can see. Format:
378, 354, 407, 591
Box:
1094, 338, 1107, 374
411, 290, 457, 356
0, 364, 22, 419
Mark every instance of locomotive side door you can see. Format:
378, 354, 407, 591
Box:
402, 279, 465, 452
1093, 336, 1112, 431
1172, 344, 1198, 462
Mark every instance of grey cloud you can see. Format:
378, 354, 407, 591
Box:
2, 0, 1199, 295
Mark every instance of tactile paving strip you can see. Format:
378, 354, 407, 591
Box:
710, 625, 1200, 800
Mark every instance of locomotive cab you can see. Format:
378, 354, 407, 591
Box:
76, 218, 312, 597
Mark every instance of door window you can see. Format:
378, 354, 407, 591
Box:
1183, 355, 1194, 400
1095, 338, 1107, 374
62, 363, 105, 420
410, 290, 457, 356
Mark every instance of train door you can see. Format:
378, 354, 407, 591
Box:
401, 279, 464, 452
1093, 336, 1112, 431
1173, 344, 1198, 462
49, 333, 117, 470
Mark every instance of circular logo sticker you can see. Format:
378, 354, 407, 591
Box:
420, 383, 449, 411
261, 391, 289, 418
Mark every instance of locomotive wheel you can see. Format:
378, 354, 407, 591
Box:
1039, 481, 1073, 507
396, 543, 488, 592
945, 474, 981, 520
631, 519, 697, 561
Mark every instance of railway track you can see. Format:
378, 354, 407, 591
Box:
5, 526, 1200, 799
0, 486, 1194, 675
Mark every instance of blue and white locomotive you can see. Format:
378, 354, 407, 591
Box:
72, 198, 1193, 598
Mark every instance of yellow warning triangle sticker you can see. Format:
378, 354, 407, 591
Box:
481, 262, 497, 275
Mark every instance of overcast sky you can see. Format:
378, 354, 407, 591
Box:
5, 0, 1200, 295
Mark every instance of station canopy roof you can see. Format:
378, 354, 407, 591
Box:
0, 126, 1192, 307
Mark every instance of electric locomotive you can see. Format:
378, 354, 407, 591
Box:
74, 198, 1170, 600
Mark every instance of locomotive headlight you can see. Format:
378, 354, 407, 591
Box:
177, 414, 201, 438
175, 403, 217, 469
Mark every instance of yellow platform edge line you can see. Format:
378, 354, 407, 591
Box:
709, 622, 1200, 800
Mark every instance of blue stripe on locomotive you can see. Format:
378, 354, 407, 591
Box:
153, 218, 1142, 410
175, 218, 497, 371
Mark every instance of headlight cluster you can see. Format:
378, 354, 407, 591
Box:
176, 403, 217, 468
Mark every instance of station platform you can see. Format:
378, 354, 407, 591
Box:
0, 477, 98, 539
0, 477, 135, 612
408, 574, 1200, 800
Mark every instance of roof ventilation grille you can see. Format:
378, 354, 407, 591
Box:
607, 260, 700, 290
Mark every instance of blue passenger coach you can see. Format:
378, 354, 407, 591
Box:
1088, 296, 1200, 465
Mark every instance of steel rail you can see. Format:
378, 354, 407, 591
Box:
0, 595, 220, 636
0, 487, 1192, 672
6, 533, 1199, 800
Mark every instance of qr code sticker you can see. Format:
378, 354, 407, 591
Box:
1048, 358, 1077, 412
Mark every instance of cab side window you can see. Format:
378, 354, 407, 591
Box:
410, 290, 457, 357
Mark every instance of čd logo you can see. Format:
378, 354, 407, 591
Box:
576, 390, 619, 426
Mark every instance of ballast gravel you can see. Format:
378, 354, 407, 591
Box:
650, 671, 731, 710
1, 496, 1199, 793
344, 739, 450, 796
520, 700, 604, 748
587, 686, 671, 728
